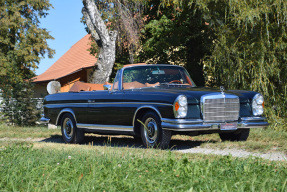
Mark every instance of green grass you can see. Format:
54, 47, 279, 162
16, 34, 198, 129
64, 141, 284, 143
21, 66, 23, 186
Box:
0, 123, 61, 139
0, 143, 286, 192
0, 123, 287, 191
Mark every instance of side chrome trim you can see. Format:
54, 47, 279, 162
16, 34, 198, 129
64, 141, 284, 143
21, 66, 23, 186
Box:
45, 102, 172, 106
56, 108, 77, 125
77, 124, 133, 132
44, 103, 86, 106
132, 105, 163, 128
88, 102, 172, 106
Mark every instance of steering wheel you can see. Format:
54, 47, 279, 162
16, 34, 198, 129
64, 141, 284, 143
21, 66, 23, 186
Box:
169, 80, 183, 84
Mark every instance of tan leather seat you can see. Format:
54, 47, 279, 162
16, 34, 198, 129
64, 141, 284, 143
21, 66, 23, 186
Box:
123, 81, 145, 89
145, 82, 160, 87
69, 81, 106, 92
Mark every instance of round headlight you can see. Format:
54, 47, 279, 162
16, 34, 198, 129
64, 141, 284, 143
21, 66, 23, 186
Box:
178, 95, 187, 106
174, 95, 188, 118
252, 93, 264, 116
177, 106, 188, 117
255, 94, 264, 105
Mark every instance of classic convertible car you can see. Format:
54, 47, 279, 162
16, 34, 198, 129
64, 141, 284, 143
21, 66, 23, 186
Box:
41, 64, 269, 148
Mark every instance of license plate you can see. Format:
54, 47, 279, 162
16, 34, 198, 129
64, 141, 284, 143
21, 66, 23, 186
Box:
220, 123, 237, 130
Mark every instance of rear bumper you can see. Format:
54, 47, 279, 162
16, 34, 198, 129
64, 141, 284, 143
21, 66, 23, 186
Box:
161, 117, 269, 131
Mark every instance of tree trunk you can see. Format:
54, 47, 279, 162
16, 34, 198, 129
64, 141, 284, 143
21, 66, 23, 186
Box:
90, 31, 117, 84
82, 0, 117, 84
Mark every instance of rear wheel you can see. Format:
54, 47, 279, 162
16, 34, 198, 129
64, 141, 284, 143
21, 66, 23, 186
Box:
61, 113, 85, 144
140, 111, 171, 149
219, 129, 250, 141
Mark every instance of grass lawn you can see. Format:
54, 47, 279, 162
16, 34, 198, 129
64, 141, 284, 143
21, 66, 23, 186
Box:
0, 123, 287, 191
0, 123, 61, 139
0, 142, 287, 192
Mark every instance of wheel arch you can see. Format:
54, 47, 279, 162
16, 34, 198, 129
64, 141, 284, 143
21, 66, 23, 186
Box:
56, 108, 77, 126
133, 106, 162, 136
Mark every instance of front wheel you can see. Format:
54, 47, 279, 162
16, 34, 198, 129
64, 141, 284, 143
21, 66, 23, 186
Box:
61, 113, 85, 144
219, 129, 250, 141
140, 111, 171, 149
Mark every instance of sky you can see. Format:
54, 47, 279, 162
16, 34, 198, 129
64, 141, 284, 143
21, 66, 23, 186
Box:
36, 0, 87, 75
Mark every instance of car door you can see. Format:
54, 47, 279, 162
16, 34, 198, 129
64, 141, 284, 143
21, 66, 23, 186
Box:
85, 70, 128, 126
85, 90, 125, 125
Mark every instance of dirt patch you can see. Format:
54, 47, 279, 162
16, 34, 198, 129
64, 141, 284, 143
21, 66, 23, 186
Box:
178, 147, 287, 161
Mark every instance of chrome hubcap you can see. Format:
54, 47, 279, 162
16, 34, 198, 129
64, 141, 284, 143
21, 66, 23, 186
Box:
144, 117, 158, 144
63, 118, 74, 140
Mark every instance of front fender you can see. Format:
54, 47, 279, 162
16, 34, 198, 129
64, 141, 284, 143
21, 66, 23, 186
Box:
56, 108, 77, 126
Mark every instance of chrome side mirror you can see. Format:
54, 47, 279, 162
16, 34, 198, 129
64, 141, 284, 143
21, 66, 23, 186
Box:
103, 84, 111, 91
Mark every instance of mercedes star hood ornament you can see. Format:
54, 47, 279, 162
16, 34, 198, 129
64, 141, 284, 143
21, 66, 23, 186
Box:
220, 86, 225, 95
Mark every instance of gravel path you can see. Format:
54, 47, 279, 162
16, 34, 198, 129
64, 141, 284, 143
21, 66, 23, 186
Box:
178, 147, 287, 161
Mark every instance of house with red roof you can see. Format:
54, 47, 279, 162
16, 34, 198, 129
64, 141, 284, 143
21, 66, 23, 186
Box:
33, 34, 97, 97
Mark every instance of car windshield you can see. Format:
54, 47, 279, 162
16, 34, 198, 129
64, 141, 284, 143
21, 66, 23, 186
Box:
122, 65, 196, 90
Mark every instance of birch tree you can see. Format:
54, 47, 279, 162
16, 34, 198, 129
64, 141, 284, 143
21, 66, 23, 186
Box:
82, 0, 117, 84
82, 0, 146, 83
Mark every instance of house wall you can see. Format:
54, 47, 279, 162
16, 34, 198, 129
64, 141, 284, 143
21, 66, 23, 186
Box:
59, 69, 88, 92
33, 68, 91, 98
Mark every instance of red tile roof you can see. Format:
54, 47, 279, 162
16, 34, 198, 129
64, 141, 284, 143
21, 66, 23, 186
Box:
34, 34, 97, 83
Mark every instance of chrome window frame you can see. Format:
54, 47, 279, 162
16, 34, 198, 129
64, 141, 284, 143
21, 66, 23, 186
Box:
112, 68, 123, 92
120, 64, 196, 91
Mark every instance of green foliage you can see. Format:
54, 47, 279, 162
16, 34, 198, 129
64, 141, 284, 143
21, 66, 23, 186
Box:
200, 0, 287, 122
0, 0, 54, 72
0, 143, 286, 191
139, 0, 214, 86
140, 0, 287, 128
0, 0, 54, 126
1, 75, 41, 126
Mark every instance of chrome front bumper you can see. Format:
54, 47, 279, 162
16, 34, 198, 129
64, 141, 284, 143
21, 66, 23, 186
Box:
161, 117, 269, 131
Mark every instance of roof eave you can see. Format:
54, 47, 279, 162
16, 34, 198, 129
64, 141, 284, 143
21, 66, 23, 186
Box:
33, 66, 94, 84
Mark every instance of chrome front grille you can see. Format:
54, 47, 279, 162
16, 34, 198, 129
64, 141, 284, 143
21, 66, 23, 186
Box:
201, 94, 240, 122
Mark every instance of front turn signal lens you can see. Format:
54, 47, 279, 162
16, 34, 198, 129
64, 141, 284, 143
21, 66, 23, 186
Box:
174, 102, 180, 111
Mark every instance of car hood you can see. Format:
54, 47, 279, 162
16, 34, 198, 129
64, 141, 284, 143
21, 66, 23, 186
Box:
134, 86, 257, 104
